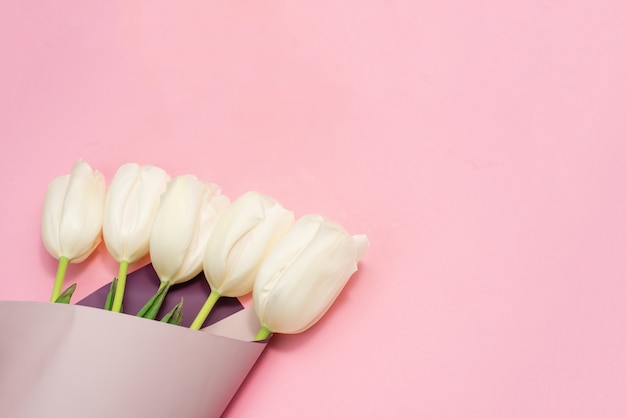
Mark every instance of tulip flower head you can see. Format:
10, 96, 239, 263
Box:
150, 175, 230, 286
253, 214, 369, 338
190, 192, 294, 329
203, 191, 295, 297
103, 163, 170, 265
137, 175, 229, 320
102, 163, 170, 312
41, 160, 106, 302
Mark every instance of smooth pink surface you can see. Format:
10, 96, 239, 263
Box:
2, 1, 626, 417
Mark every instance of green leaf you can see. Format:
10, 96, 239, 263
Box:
136, 282, 171, 320
55, 283, 77, 304
104, 278, 118, 311
161, 298, 184, 326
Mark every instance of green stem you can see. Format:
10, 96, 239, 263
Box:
189, 290, 221, 330
254, 326, 272, 341
111, 260, 129, 313
50, 256, 70, 302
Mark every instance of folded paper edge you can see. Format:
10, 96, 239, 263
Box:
0, 301, 267, 418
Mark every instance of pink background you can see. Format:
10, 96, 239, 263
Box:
2, 1, 625, 416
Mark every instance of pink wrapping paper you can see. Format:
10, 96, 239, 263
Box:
0, 266, 267, 418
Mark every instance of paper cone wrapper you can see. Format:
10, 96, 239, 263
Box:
0, 265, 267, 418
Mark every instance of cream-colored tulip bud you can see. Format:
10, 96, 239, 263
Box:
150, 175, 230, 286
203, 191, 294, 297
253, 214, 369, 335
41, 160, 106, 263
103, 163, 170, 264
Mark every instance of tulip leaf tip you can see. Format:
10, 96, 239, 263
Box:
136, 281, 171, 320
54, 283, 77, 304
104, 278, 118, 311
161, 297, 184, 326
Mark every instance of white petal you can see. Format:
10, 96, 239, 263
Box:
204, 192, 294, 297
55, 160, 106, 262
170, 184, 228, 285
150, 176, 202, 282
254, 215, 365, 334
352, 234, 370, 261
103, 163, 169, 263
150, 176, 228, 285
103, 163, 141, 262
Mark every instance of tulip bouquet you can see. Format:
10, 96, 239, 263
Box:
0, 160, 368, 418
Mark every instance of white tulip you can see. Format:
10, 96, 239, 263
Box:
190, 192, 294, 330
253, 214, 369, 337
41, 160, 106, 262
150, 175, 230, 287
41, 160, 106, 301
103, 163, 170, 264
203, 192, 294, 297
102, 163, 170, 312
